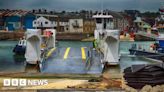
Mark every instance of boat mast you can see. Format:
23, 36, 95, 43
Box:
101, 0, 104, 13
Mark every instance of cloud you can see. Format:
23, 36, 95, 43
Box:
0, 0, 163, 12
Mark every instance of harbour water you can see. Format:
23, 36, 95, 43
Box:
0, 41, 158, 73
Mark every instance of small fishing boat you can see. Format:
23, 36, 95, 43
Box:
129, 35, 164, 62
129, 46, 164, 62
13, 37, 26, 55
129, 7, 164, 62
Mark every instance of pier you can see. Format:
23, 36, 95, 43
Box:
0, 31, 24, 40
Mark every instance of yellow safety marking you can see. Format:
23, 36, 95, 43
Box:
81, 47, 86, 60
46, 48, 56, 58
63, 47, 71, 59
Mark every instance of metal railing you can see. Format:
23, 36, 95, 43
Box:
85, 48, 93, 71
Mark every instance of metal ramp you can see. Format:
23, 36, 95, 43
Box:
41, 47, 103, 74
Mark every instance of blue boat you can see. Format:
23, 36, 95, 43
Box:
129, 39, 164, 62
129, 48, 164, 62
13, 38, 26, 55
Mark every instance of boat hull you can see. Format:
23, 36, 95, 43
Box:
13, 45, 26, 55
129, 49, 164, 62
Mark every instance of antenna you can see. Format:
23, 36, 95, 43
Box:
101, 0, 104, 13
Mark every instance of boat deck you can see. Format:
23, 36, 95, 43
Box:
41, 47, 103, 74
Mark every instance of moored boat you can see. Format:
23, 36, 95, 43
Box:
129, 7, 164, 62
93, 12, 120, 66
13, 37, 26, 55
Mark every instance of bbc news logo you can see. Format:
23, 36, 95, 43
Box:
3, 79, 48, 87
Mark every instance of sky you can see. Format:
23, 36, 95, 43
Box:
0, 0, 163, 12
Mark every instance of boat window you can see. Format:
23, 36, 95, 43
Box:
103, 21, 106, 29
22, 41, 24, 45
96, 18, 102, 23
107, 18, 113, 23
109, 18, 113, 22
19, 41, 21, 45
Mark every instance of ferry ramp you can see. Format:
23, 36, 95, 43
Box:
41, 47, 103, 74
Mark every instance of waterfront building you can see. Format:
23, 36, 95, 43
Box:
155, 7, 164, 30
83, 19, 96, 33
57, 16, 69, 32
23, 13, 36, 30
0, 9, 37, 31
0, 9, 29, 31
5, 15, 21, 31
33, 16, 56, 28
134, 17, 151, 31
0, 9, 131, 33
124, 10, 140, 21
69, 19, 83, 33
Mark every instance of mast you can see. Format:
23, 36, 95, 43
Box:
101, 0, 104, 13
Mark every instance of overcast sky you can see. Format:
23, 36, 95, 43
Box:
0, 0, 163, 12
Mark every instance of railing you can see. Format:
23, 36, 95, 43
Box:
85, 57, 91, 71
39, 36, 51, 70
85, 48, 93, 71
130, 43, 153, 52
40, 48, 48, 70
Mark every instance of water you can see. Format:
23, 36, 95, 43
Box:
0, 41, 158, 73
0, 41, 25, 72
119, 41, 156, 54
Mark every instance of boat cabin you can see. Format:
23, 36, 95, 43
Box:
18, 38, 26, 46
93, 13, 114, 32
92, 13, 120, 65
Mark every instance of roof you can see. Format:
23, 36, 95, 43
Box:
151, 27, 158, 30
33, 16, 50, 22
93, 14, 113, 18
134, 17, 142, 22
93, 10, 124, 19
0, 9, 29, 16
142, 24, 151, 28
35, 14, 58, 17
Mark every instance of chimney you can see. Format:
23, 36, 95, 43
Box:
32, 9, 35, 13
44, 9, 47, 13
50, 11, 53, 14
38, 9, 41, 13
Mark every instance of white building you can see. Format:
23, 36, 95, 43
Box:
33, 16, 57, 28
33, 16, 84, 33
69, 19, 83, 33
58, 21, 69, 32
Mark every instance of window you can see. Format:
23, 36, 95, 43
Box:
139, 23, 142, 25
96, 18, 102, 23
22, 41, 24, 45
14, 22, 21, 29
45, 21, 48, 24
109, 18, 113, 22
